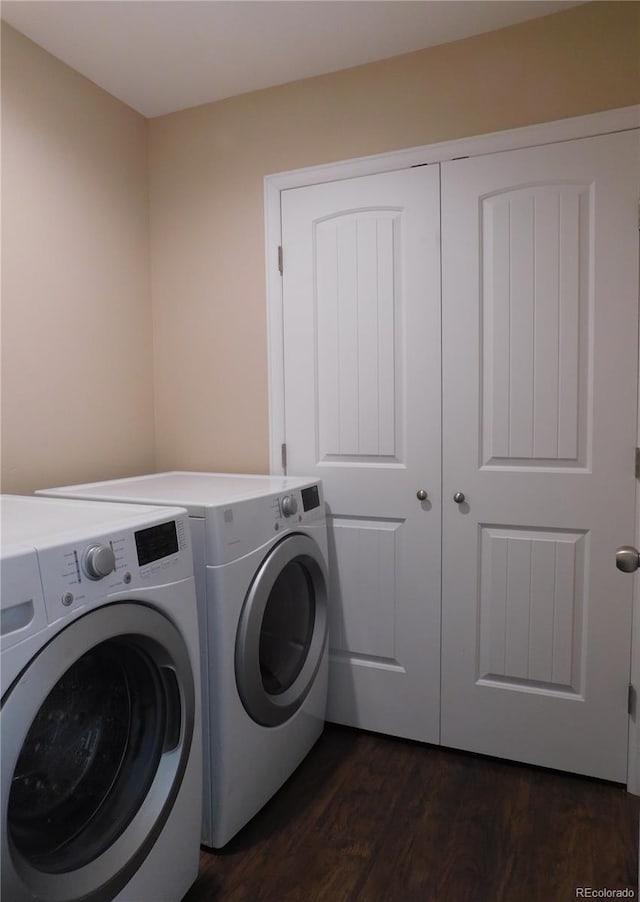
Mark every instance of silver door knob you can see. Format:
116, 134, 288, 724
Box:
616, 545, 640, 573
453, 492, 466, 504
416, 489, 428, 501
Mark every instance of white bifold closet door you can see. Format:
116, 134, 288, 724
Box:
440, 130, 638, 782
281, 166, 442, 744
280, 128, 639, 780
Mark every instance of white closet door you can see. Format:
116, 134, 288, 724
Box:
281, 166, 442, 743
441, 130, 639, 781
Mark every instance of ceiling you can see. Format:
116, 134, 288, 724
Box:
1, 1, 587, 118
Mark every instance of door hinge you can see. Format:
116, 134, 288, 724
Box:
629, 683, 637, 717
278, 245, 283, 275
635, 448, 640, 479
281, 442, 287, 473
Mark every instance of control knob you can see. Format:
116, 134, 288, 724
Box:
82, 544, 116, 580
280, 494, 298, 518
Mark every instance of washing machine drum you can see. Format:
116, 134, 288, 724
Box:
235, 533, 328, 727
1, 602, 196, 902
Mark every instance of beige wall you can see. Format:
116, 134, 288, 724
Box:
2, 4, 639, 494
148, 1, 640, 475
1, 24, 155, 494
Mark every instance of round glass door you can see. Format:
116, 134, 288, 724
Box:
259, 560, 316, 695
1, 603, 195, 902
236, 534, 328, 727
9, 639, 166, 873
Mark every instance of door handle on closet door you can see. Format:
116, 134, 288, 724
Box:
616, 546, 640, 573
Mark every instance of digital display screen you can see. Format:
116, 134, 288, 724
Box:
135, 521, 179, 567
301, 485, 320, 512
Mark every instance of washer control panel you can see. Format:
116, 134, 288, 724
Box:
278, 485, 321, 519
210, 483, 324, 563
36, 516, 192, 625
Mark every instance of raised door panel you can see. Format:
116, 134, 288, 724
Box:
482, 185, 590, 467
316, 212, 400, 462
327, 517, 399, 660
477, 526, 586, 693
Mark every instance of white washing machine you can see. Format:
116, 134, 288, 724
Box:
38, 472, 330, 848
1, 495, 202, 902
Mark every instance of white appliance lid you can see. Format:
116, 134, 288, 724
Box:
1, 495, 187, 546
37, 471, 319, 517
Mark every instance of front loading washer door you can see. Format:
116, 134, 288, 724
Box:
235, 533, 328, 727
1, 602, 196, 902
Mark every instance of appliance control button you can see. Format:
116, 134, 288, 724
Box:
62, 592, 74, 606
280, 494, 298, 517
82, 544, 116, 580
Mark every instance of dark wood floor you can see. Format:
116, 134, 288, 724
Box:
184, 724, 639, 902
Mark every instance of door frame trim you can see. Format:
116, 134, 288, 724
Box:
264, 103, 640, 789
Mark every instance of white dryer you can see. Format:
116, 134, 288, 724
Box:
1, 495, 202, 902
38, 473, 330, 848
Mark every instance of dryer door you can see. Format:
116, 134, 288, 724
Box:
235, 534, 328, 726
1, 602, 196, 902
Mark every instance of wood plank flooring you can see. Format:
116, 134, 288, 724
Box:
183, 724, 639, 902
